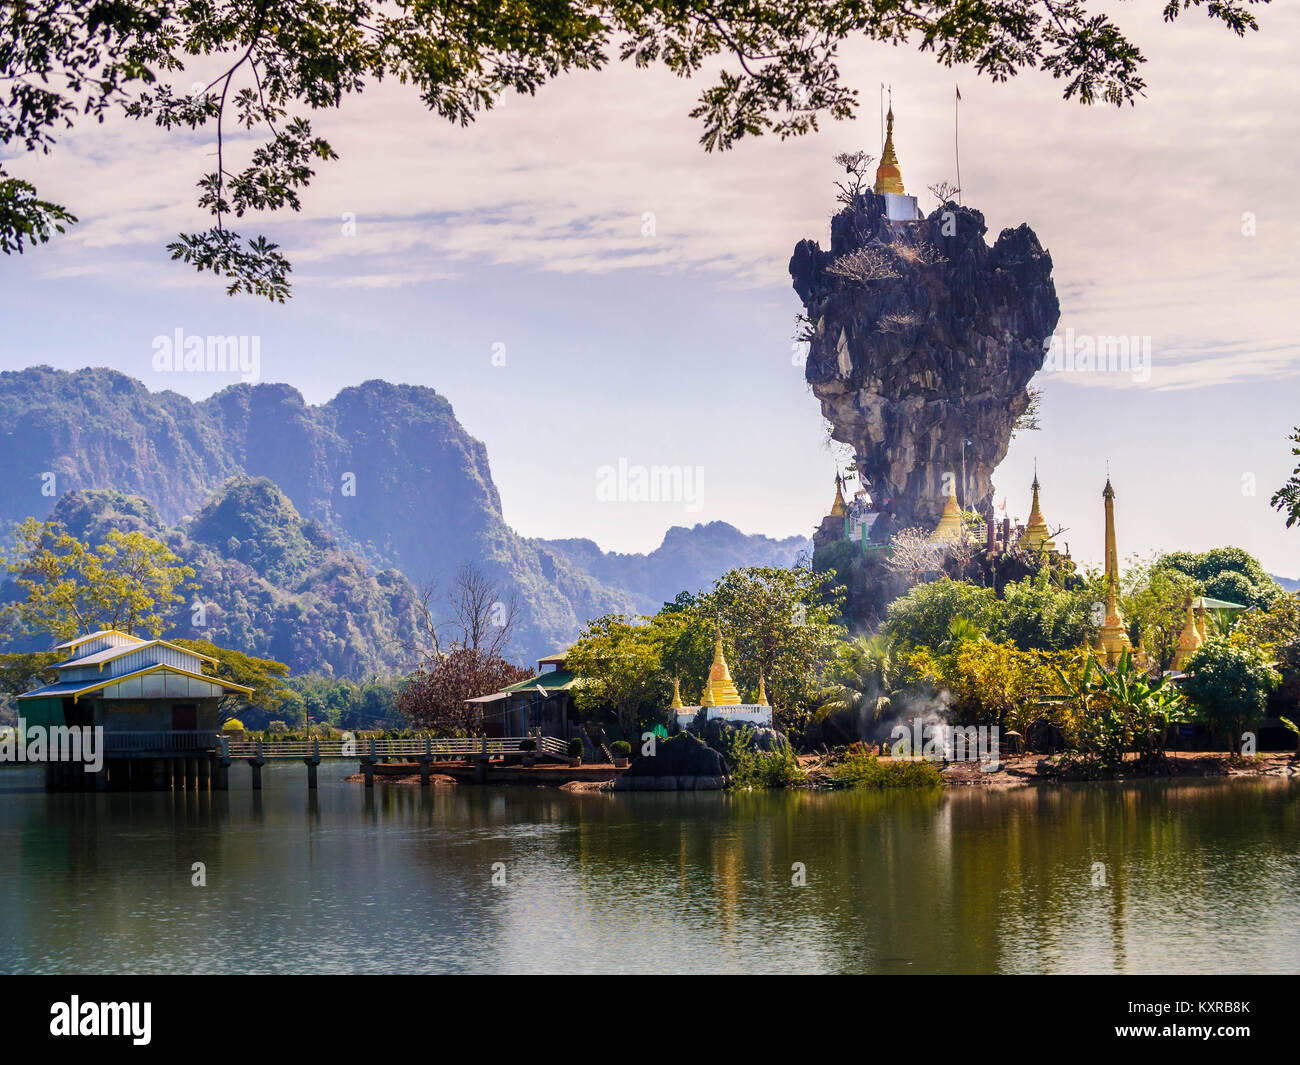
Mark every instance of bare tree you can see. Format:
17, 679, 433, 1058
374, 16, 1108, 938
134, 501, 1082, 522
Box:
927, 180, 961, 208
449, 562, 520, 657
405, 578, 447, 671
826, 245, 900, 283
834, 151, 875, 205
1012, 387, 1044, 438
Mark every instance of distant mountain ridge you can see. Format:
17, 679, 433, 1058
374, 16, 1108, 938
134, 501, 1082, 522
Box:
0, 366, 805, 663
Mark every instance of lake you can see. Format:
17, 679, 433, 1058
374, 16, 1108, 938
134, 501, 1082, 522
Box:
1, 765, 1296, 974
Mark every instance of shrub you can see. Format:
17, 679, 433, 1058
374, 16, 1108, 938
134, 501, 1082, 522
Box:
831, 748, 943, 788
222, 718, 245, 732
267, 720, 289, 734
567, 737, 584, 758
610, 740, 631, 757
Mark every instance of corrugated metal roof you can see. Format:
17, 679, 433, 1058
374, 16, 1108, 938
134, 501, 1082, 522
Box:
54, 639, 216, 670
17, 663, 253, 700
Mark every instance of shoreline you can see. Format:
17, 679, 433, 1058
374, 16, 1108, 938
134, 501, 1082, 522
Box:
343, 750, 1299, 791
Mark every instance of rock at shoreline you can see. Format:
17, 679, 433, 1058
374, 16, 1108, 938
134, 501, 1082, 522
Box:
614, 734, 730, 791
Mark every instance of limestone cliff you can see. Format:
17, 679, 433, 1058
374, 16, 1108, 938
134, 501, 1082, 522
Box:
790, 192, 1059, 535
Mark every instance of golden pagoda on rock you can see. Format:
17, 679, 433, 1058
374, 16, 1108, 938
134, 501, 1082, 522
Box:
874, 105, 906, 195
930, 483, 965, 542
1172, 597, 1203, 670
704, 631, 743, 706
1093, 478, 1135, 667
830, 472, 848, 519
1020, 464, 1057, 554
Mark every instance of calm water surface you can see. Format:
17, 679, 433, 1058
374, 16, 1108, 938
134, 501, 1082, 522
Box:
1, 765, 1297, 973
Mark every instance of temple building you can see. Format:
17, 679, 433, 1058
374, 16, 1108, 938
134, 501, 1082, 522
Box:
675, 632, 772, 729
874, 104, 920, 223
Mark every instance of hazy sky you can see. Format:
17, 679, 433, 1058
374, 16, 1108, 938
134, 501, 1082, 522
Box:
1, 3, 1297, 578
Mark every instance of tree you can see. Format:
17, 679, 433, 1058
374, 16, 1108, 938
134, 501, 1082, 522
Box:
171, 637, 291, 722
405, 562, 519, 669
698, 565, 845, 731
1182, 637, 1280, 753
1120, 557, 1198, 669
990, 571, 1095, 651
1154, 546, 1281, 610
817, 635, 906, 727
834, 150, 876, 205
2, 519, 195, 642
564, 614, 664, 737
1, 1, 1263, 298
927, 179, 961, 208
1270, 427, 1300, 528
884, 577, 996, 648
396, 647, 531, 734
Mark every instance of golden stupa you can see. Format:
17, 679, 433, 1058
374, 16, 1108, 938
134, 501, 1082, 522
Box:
830, 473, 848, 519
704, 631, 743, 706
1020, 465, 1057, 553
1195, 604, 1209, 643
1092, 478, 1135, 667
930, 484, 965, 542
1172, 597, 1204, 670
669, 676, 684, 710
756, 671, 769, 707
873, 105, 906, 195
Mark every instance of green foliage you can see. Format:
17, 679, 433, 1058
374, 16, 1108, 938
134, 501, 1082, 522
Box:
171, 638, 290, 715
988, 571, 1096, 651
222, 718, 245, 731
1270, 427, 1300, 528
698, 566, 845, 731
4, 2, 1255, 296
2, 518, 195, 642
831, 748, 944, 789
266, 719, 289, 734
610, 740, 631, 757
818, 635, 907, 724
1182, 637, 1280, 751
566, 614, 665, 736
1154, 546, 1281, 610
717, 726, 805, 790
884, 577, 996, 648
567, 737, 584, 758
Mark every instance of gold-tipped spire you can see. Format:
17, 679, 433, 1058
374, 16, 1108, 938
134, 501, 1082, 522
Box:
929, 481, 964, 542
705, 630, 742, 706
1196, 603, 1209, 643
873, 102, 905, 195
669, 675, 683, 710
1094, 477, 1133, 667
1020, 461, 1056, 553
830, 472, 848, 518
756, 670, 769, 707
1172, 597, 1203, 670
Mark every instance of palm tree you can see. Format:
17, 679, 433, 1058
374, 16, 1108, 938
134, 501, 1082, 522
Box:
817, 635, 906, 724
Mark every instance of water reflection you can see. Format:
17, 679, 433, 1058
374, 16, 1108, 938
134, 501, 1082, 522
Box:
0, 765, 1295, 973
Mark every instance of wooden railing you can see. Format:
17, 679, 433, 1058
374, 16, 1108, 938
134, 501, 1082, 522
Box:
104, 730, 222, 753
222, 736, 572, 761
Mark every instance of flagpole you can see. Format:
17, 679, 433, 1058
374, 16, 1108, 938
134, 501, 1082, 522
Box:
955, 84, 962, 204
880, 83, 885, 157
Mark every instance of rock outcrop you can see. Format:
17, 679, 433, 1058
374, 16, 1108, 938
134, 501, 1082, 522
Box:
791, 193, 1059, 535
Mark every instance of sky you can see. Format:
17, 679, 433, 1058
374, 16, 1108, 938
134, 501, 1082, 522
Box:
1, 3, 1297, 579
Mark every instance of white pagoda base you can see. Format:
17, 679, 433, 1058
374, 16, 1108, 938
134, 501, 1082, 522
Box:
676, 704, 772, 729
